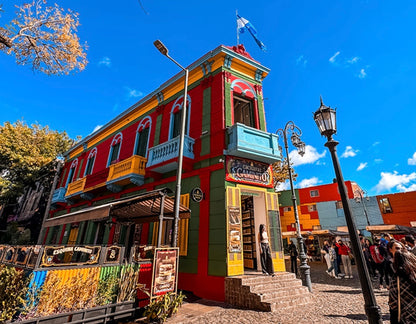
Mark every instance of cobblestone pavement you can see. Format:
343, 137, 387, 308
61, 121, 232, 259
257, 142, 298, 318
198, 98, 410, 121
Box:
166, 261, 390, 324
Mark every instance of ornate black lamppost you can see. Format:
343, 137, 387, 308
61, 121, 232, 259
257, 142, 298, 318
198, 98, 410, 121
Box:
277, 121, 312, 292
313, 97, 382, 324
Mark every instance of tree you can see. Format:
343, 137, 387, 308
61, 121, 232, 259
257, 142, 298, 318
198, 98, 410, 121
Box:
0, 1, 87, 75
0, 120, 75, 203
272, 158, 297, 191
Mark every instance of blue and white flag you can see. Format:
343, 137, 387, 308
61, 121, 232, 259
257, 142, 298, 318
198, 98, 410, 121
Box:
236, 14, 266, 51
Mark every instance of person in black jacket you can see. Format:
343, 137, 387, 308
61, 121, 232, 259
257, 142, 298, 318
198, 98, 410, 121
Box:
288, 240, 298, 275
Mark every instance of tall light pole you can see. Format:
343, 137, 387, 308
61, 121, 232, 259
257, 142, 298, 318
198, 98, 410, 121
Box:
313, 97, 382, 324
276, 121, 312, 292
153, 40, 189, 247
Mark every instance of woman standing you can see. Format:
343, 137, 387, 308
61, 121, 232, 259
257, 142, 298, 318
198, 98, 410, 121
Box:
259, 224, 275, 276
337, 240, 353, 278
388, 242, 416, 324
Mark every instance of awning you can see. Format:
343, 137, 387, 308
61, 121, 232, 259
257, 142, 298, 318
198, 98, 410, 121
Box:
366, 224, 416, 235
43, 188, 191, 228
282, 229, 350, 238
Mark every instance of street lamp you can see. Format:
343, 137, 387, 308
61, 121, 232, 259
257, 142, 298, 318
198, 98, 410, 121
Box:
313, 97, 382, 324
154, 40, 189, 248
276, 121, 312, 292
354, 189, 370, 227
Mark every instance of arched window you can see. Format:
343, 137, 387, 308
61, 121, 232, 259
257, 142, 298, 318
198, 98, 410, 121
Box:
134, 116, 151, 157
107, 133, 123, 166
231, 79, 258, 128
66, 159, 78, 186
84, 148, 97, 176
169, 94, 191, 139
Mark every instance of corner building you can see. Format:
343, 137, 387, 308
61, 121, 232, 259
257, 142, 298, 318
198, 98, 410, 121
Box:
43, 44, 283, 301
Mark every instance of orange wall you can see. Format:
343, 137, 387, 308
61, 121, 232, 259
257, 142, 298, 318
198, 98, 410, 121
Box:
376, 191, 416, 226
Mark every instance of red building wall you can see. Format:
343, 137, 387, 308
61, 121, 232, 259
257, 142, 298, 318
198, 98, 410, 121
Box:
376, 191, 416, 226
298, 181, 356, 203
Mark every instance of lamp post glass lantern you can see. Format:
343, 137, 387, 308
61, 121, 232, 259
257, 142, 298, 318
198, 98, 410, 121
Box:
154, 39, 189, 248
276, 121, 312, 292
314, 98, 382, 324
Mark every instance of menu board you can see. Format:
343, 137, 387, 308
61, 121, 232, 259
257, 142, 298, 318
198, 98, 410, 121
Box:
151, 248, 178, 298
228, 206, 242, 253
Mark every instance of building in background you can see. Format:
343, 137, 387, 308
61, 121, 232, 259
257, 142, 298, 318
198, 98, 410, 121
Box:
376, 191, 416, 227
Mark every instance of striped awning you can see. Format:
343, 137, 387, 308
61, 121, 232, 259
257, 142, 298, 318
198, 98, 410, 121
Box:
43, 188, 190, 227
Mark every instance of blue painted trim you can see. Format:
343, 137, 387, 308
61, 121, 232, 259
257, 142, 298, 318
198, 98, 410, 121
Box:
224, 55, 233, 68
230, 79, 257, 99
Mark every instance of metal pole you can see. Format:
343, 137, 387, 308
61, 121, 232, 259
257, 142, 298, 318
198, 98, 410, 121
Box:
325, 138, 382, 324
277, 122, 312, 292
165, 55, 188, 248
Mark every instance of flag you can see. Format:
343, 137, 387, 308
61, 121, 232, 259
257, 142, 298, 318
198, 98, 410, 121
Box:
236, 14, 266, 51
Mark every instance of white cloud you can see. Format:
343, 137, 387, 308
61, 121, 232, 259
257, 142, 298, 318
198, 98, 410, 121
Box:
347, 57, 359, 64
329, 51, 340, 63
408, 152, 416, 165
374, 158, 383, 164
341, 146, 358, 158
297, 177, 321, 188
98, 56, 111, 67
357, 162, 368, 171
289, 145, 326, 167
275, 181, 290, 191
397, 183, 416, 192
296, 55, 308, 67
372, 142, 380, 147
92, 125, 102, 133
126, 87, 143, 99
358, 68, 367, 79
374, 171, 416, 193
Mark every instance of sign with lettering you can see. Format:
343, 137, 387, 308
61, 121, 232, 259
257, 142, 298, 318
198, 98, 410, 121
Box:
226, 156, 273, 188
191, 187, 204, 202
151, 248, 178, 298
41, 245, 101, 267
228, 206, 242, 253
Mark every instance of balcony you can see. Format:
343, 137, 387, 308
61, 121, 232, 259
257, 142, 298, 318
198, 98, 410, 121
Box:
51, 187, 67, 206
65, 177, 86, 199
106, 155, 147, 192
224, 123, 281, 164
146, 135, 195, 173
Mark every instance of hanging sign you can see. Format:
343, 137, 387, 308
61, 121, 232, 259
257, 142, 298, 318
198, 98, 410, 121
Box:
226, 156, 273, 188
191, 187, 204, 202
41, 245, 101, 267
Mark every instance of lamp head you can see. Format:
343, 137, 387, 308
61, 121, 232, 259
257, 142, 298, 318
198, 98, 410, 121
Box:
313, 96, 337, 138
153, 39, 169, 56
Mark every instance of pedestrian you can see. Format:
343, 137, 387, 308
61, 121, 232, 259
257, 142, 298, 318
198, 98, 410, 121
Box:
363, 238, 376, 278
388, 248, 416, 324
326, 242, 341, 279
371, 238, 388, 289
288, 240, 298, 275
321, 240, 331, 274
404, 235, 416, 255
258, 224, 274, 276
337, 240, 353, 278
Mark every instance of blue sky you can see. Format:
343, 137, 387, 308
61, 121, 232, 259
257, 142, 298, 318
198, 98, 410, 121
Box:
1, 1, 416, 196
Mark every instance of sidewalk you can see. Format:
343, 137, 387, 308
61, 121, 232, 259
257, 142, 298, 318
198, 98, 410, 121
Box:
164, 261, 390, 323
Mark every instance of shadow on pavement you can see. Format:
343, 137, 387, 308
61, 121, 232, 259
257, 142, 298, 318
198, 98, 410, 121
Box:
325, 313, 390, 321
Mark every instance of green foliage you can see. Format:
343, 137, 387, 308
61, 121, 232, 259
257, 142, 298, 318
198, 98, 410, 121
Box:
0, 120, 75, 203
96, 272, 118, 305
0, 264, 29, 323
272, 158, 297, 190
143, 291, 186, 323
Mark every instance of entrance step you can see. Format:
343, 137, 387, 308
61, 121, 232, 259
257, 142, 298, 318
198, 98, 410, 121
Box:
225, 272, 312, 312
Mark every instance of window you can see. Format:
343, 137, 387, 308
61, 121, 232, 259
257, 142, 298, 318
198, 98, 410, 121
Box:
310, 190, 319, 197
312, 225, 322, 230
170, 95, 191, 139
233, 96, 255, 127
380, 198, 393, 213
107, 133, 122, 166
134, 117, 151, 157
335, 201, 344, 217
66, 159, 78, 186
283, 207, 292, 212
84, 148, 97, 176
308, 204, 317, 212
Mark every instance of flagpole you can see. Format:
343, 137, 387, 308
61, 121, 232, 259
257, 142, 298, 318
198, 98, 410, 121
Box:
236, 10, 239, 45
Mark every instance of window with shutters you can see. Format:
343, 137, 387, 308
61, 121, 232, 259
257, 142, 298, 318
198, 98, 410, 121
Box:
84, 148, 97, 176
107, 133, 122, 166
134, 117, 151, 157
65, 159, 78, 186
169, 95, 191, 140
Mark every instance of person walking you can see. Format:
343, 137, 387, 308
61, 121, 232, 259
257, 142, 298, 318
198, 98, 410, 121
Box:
321, 240, 331, 274
288, 240, 298, 275
326, 242, 341, 279
258, 224, 274, 276
404, 235, 416, 255
337, 240, 353, 278
371, 238, 388, 289
388, 247, 416, 323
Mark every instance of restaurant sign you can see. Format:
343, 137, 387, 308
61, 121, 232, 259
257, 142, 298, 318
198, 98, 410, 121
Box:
226, 156, 273, 188
151, 248, 179, 298
41, 245, 101, 267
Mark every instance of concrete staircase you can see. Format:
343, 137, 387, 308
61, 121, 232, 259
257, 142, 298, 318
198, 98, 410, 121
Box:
225, 272, 312, 312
